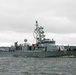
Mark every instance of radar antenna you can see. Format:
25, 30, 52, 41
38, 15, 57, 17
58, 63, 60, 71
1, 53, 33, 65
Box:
33, 21, 45, 43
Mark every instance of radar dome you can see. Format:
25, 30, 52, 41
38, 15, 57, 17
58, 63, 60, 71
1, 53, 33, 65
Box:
24, 39, 27, 42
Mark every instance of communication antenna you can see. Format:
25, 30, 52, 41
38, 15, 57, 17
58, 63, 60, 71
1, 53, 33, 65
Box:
33, 21, 45, 43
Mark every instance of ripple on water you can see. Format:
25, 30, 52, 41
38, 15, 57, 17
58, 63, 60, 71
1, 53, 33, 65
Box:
0, 57, 76, 75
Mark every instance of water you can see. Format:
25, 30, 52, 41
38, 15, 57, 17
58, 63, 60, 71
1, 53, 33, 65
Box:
0, 57, 76, 75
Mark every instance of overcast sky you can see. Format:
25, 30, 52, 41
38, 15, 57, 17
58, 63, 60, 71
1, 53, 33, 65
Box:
0, 0, 76, 46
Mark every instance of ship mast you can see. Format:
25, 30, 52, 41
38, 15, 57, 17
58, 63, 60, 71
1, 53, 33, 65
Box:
34, 21, 45, 44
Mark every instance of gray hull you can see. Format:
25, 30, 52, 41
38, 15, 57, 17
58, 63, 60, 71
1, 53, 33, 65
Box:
0, 50, 76, 57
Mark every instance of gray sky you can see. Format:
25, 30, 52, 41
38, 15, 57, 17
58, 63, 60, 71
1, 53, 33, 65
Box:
0, 0, 76, 46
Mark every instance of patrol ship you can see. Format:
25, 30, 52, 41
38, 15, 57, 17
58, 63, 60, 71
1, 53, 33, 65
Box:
0, 21, 76, 57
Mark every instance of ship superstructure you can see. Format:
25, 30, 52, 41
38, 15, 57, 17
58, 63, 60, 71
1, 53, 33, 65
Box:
33, 21, 64, 51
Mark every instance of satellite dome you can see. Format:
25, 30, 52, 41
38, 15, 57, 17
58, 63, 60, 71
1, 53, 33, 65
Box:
24, 39, 27, 42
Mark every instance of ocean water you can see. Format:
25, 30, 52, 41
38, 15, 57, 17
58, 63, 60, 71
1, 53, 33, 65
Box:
0, 57, 76, 75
